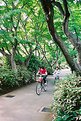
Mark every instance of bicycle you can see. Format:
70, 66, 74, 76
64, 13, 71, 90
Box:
36, 75, 47, 95
55, 75, 59, 80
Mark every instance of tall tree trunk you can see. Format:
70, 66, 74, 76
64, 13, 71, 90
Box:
10, 49, 17, 72
0, 48, 17, 71
40, 0, 81, 75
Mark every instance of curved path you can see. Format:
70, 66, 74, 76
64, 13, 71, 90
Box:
0, 76, 54, 121
0, 69, 71, 121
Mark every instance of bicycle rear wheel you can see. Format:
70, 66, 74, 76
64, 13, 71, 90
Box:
36, 82, 42, 95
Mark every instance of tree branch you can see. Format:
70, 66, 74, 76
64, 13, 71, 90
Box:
62, 0, 81, 49
0, 48, 9, 56
52, 0, 64, 16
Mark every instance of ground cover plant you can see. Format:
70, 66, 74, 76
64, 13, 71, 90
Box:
52, 74, 81, 121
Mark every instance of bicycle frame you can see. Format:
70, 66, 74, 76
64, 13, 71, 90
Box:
36, 75, 47, 95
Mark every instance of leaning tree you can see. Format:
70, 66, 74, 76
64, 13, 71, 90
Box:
39, 0, 81, 75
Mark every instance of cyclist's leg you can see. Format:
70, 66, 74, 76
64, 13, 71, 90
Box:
43, 75, 48, 85
42, 77, 47, 91
43, 75, 47, 83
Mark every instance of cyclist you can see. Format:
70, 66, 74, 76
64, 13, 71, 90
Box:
37, 66, 48, 85
53, 66, 60, 79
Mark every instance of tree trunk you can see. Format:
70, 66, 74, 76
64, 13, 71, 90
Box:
40, 0, 81, 75
78, 49, 81, 66
62, 0, 81, 67
10, 49, 17, 72
25, 50, 33, 68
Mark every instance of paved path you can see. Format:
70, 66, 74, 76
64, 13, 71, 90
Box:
59, 68, 71, 77
53, 68, 71, 79
0, 69, 71, 121
0, 76, 55, 121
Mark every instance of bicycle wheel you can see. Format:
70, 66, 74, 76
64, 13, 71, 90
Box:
36, 82, 42, 95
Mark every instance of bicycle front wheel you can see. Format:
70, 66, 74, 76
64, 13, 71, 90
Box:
36, 82, 41, 95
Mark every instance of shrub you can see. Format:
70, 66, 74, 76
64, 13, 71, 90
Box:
0, 68, 19, 90
52, 74, 81, 121
2, 73, 19, 89
0, 66, 34, 93
17, 66, 34, 85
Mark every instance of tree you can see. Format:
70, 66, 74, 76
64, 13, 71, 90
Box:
0, 0, 38, 70
39, 0, 81, 75
0, 0, 59, 71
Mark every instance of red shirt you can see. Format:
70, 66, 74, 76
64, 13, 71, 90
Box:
38, 68, 47, 75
